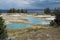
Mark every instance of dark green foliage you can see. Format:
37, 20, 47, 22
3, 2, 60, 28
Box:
7, 8, 17, 13
50, 20, 54, 26
7, 8, 27, 13
20, 9, 24, 13
0, 17, 7, 40
52, 8, 60, 15
44, 7, 60, 15
50, 13, 60, 27
44, 8, 51, 14
50, 20, 57, 27
54, 13, 60, 25
20, 9, 27, 13
17, 9, 21, 13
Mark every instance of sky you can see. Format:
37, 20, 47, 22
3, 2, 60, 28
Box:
0, 0, 60, 9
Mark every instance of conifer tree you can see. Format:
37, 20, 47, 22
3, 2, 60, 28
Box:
44, 8, 51, 14
0, 17, 7, 40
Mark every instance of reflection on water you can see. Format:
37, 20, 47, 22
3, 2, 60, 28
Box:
7, 17, 51, 29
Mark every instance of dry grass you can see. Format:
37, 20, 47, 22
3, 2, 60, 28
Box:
6, 25, 60, 40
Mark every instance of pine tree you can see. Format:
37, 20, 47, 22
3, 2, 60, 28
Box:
44, 8, 51, 14
0, 17, 7, 40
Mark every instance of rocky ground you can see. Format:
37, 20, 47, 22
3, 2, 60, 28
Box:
7, 25, 60, 40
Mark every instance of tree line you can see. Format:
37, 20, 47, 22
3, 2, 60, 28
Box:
7, 8, 27, 13
7, 8, 60, 15
44, 7, 60, 15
